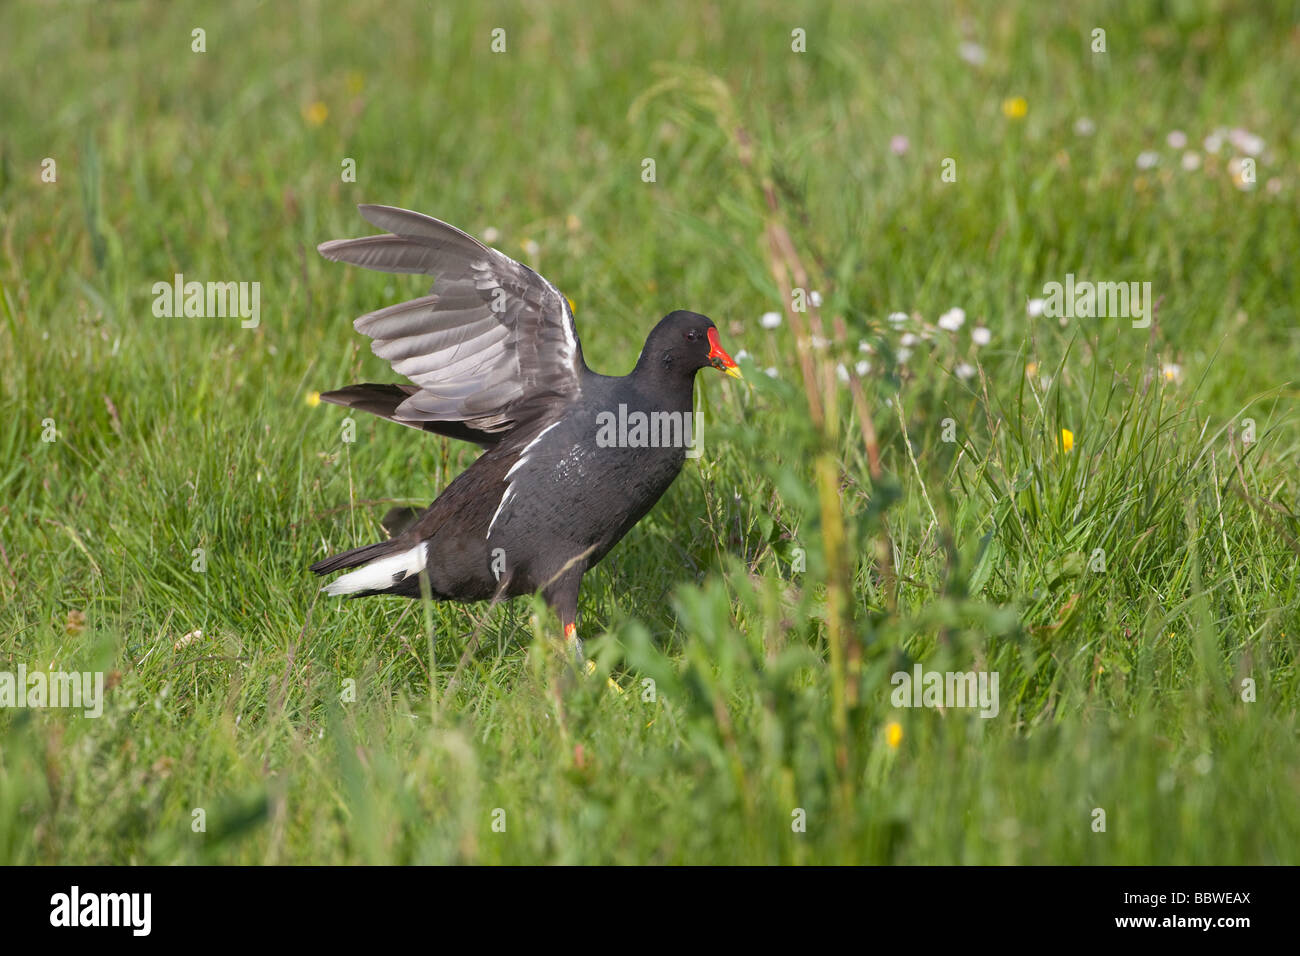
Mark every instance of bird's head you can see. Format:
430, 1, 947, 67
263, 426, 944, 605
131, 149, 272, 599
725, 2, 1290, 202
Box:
644, 310, 742, 381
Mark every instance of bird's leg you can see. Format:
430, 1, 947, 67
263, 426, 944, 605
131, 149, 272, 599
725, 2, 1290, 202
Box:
544, 571, 585, 667
563, 620, 585, 665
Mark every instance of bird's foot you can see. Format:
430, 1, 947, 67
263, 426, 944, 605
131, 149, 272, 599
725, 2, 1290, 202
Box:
564, 621, 585, 666
563, 624, 624, 692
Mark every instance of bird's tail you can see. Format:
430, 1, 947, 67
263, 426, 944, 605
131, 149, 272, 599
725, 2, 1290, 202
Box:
309, 539, 397, 575
311, 540, 429, 596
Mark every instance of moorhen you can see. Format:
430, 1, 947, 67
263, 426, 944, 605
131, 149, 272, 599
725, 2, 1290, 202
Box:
310, 205, 742, 658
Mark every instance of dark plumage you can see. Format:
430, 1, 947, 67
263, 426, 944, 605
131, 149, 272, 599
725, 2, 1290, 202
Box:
310, 205, 741, 656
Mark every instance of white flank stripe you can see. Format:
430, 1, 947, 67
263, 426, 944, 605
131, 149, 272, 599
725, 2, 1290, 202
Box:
488, 421, 561, 537
505, 420, 561, 480
486, 486, 516, 538
322, 543, 427, 596
504, 455, 531, 481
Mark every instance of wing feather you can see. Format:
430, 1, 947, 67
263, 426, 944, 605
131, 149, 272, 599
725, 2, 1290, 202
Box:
319, 205, 586, 435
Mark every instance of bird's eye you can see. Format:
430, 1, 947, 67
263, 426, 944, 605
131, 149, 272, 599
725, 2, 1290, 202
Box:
686, 329, 700, 341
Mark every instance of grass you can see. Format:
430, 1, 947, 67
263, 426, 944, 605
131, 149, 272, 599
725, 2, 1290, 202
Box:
1, 0, 1298, 864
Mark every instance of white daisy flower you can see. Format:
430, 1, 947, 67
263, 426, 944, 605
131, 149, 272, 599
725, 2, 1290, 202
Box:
895, 347, 912, 363
765, 367, 778, 378
836, 363, 849, 383
900, 332, 919, 347
954, 362, 976, 381
482, 227, 501, 244
887, 311, 909, 324
1229, 128, 1264, 156
1136, 151, 1160, 170
959, 41, 987, 66
1203, 131, 1224, 154
855, 360, 871, 376
971, 326, 991, 346
760, 311, 782, 330
1166, 130, 1187, 149
1181, 152, 1202, 171
858, 340, 873, 353
810, 290, 823, 307
937, 307, 966, 331
1073, 117, 1096, 136
1026, 298, 1046, 317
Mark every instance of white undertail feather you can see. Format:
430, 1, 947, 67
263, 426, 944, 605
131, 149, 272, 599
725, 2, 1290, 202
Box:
322, 543, 428, 596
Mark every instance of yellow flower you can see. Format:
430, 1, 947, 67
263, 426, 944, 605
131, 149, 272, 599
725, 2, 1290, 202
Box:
885, 721, 903, 749
1025, 362, 1038, 377
1002, 96, 1028, 120
305, 391, 321, 407
1061, 428, 1074, 453
303, 101, 329, 126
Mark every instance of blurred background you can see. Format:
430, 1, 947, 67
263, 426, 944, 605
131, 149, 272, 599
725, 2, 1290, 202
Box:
1, 1, 1297, 864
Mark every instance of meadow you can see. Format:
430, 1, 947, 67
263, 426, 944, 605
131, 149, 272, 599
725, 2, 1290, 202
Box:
1, 0, 1297, 864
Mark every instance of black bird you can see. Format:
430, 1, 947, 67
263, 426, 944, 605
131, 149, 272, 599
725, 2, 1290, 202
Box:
310, 205, 742, 657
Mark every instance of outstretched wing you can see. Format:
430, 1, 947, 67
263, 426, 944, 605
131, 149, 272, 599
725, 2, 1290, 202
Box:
319, 205, 586, 435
